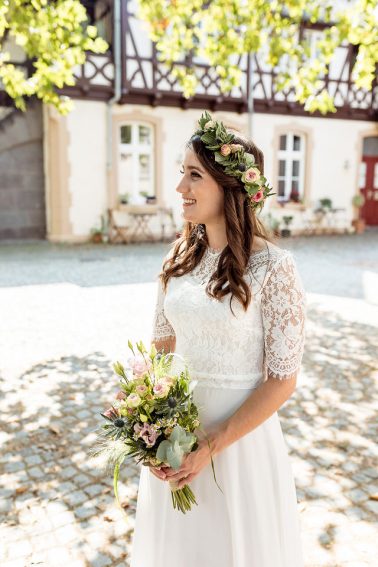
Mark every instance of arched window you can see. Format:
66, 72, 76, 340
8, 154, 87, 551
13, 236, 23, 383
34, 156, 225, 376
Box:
118, 122, 155, 202
277, 133, 306, 202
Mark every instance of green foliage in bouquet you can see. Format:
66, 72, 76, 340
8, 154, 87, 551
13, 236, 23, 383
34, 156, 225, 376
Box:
156, 425, 197, 470
92, 339, 220, 513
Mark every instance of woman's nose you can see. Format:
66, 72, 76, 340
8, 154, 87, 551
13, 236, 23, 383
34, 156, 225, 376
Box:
176, 177, 187, 194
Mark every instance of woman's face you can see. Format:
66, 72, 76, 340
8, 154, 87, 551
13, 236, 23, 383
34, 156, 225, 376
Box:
176, 148, 225, 225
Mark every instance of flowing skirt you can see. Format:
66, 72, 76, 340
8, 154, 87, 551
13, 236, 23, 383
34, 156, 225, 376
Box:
130, 384, 304, 567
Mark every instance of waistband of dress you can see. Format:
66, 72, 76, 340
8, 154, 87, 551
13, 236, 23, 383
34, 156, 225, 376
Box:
191, 370, 264, 390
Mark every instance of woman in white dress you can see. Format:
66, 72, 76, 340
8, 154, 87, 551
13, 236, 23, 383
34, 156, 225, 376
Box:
130, 113, 306, 567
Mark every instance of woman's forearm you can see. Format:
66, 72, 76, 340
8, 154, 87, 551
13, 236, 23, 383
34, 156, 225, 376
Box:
207, 376, 297, 456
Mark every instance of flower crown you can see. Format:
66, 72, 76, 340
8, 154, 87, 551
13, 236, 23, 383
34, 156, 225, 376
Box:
192, 111, 275, 212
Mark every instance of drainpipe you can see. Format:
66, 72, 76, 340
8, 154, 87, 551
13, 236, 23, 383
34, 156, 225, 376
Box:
247, 52, 254, 139
106, 0, 122, 210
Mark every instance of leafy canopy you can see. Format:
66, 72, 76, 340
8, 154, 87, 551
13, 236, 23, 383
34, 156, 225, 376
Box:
0, 0, 108, 114
137, 0, 378, 114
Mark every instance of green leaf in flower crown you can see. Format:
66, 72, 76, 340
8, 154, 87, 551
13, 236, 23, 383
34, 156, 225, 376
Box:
200, 131, 217, 145
244, 153, 256, 166
214, 153, 229, 164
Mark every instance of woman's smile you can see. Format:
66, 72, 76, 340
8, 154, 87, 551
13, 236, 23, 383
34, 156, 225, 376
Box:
182, 198, 197, 207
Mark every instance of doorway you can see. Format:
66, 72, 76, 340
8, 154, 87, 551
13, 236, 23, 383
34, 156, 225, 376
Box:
360, 136, 378, 226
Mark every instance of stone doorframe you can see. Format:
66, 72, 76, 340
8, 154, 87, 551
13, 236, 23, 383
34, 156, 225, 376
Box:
43, 104, 73, 242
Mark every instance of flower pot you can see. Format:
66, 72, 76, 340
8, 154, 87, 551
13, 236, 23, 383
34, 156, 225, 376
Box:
91, 232, 103, 243
146, 196, 157, 204
351, 219, 366, 234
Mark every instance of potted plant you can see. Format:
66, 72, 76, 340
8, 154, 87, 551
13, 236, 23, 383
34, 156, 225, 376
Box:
89, 214, 107, 243
139, 190, 157, 204
319, 198, 333, 211
289, 187, 300, 203
281, 215, 294, 237
146, 194, 157, 204
119, 192, 130, 205
351, 194, 366, 234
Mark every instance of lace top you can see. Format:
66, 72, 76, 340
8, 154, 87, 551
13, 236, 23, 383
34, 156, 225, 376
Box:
151, 242, 306, 389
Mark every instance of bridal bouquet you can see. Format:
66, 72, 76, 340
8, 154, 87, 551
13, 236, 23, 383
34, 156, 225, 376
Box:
92, 340, 219, 513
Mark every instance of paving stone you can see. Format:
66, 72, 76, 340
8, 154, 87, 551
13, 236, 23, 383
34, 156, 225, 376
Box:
60, 466, 78, 479
90, 553, 113, 567
74, 505, 94, 520
64, 490, 88, 507
74, 473, 92, 487
3, 462, 24, 473
25, 454, 44, 466
364, 499, 378, 515
84, 484, 105, 497
347, 488, 369, 504
27, 466, 45, 479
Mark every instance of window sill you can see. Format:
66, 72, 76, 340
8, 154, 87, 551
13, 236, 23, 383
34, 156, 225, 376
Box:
271, 201, 306, 211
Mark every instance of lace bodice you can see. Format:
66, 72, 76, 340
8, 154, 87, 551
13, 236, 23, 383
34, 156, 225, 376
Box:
151, 242, 306, 389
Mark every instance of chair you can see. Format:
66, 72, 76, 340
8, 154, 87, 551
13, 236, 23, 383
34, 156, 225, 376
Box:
107, 208, 130, 244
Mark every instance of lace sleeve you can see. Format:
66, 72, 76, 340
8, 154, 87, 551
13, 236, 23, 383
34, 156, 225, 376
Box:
151, 249, 176, 343
261, 251, 306, 381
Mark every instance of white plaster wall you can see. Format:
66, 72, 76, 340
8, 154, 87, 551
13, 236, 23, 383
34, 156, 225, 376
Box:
251, 113, 377, 231
113, 105, 376, 234
65, 100, 376, 240
66, 100, 108, 236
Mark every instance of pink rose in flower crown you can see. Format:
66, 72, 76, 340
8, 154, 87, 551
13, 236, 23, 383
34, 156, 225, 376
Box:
242, 167, 260, 184
220, 144, 232, 156
128, 355, 153, 377
252, 190, 264, 203
230, 144, 243, 153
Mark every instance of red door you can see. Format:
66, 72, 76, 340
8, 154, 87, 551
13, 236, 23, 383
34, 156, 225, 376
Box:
360, 156, 378, 225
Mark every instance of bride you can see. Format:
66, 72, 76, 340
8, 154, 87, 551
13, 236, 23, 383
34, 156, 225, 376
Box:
130, 112, 306, 567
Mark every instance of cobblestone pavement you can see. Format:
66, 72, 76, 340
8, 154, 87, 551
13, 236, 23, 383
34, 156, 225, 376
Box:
1, 230, 377, 566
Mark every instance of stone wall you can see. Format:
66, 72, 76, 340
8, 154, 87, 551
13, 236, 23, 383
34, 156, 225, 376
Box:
0, 101, 46, 239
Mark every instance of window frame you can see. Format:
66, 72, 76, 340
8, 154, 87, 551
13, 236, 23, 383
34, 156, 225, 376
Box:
277, 132, 306, 203
118, 121, 155, 201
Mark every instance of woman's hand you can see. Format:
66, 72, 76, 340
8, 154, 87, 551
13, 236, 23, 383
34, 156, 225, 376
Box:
150, 436, 217, 489
149, 464, 168, 481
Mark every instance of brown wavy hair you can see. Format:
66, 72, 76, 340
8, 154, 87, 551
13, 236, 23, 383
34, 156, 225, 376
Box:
160, 126, 275, 315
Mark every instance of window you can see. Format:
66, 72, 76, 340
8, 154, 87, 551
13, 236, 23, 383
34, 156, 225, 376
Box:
277, 133, 306, 202
359, 162, 367, 189
118, 123, 155, 201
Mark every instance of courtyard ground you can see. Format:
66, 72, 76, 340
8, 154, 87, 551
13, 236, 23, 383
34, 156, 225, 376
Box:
0, 230, 377, 566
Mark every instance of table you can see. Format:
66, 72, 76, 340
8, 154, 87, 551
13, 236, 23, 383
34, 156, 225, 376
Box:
107, 205, 177, 244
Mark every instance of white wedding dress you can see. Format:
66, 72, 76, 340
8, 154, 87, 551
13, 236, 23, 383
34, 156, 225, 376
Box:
130, 240, 307, 567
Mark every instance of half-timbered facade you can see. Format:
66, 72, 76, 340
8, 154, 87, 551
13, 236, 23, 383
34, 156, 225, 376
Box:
0, 0, 377, 241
